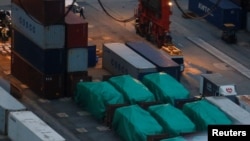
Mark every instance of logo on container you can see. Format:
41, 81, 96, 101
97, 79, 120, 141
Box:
18, 16, 36, 34
198, 3, 214, 16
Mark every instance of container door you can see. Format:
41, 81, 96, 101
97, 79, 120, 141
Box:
223, 9, 241, 29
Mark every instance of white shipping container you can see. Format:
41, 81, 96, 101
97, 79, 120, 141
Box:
11, 3, 65, 49
205, 96, 250, 124
0, 87, 26, 135
102, 43, 157, 80
8, 111, 65, 141
67, 48, 88, 72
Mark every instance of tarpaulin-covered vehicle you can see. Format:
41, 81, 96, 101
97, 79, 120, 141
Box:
112, 105, 165, 141
142, 72, 190, 104
160, 136, 187, 141
74, 81, 125, 120
108, 75, 156, 104
182, 99, 233, 131
148, 104, 196, 137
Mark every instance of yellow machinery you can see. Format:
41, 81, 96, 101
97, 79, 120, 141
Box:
221, 23, 237, 44
161, 44, 185, 72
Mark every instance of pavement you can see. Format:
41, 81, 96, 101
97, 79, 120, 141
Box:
187, 37, 250, 79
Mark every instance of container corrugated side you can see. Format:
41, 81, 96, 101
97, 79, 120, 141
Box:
102, 43, 157, 80
8, 111, 66, 141
67, 48, 88, 72
188, 0, 242, 29
11, 52, 65, 99
205, 96, 250, 124
125, 41, 181, 81
11, 3, 65, 49
11, 0, 65, 25
65, 10, 88, 48
12, 29, 66, 74
0, 87, 26, 135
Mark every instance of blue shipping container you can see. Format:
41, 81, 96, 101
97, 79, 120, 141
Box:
87, 43, 98, 67
12, 29, 66, 74
188, 0, 242, 29
125, 41, 181, 81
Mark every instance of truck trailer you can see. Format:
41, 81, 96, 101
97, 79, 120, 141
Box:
199, 73, 237, 101
102, 43, 157, 80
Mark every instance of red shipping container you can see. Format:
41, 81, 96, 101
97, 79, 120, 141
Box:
65, 71, 91, 97
11, 51, 65, 99
65, 10, 88, 48
11, 0, 65, 25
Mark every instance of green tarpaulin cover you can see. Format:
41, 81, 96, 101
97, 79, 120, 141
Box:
112, 105, 164, 141
74, 81, 125, 120
160, 136, 187, 141
108, 75, 155, 104
182, 99, 233, 131
142, 72, 190, 104
148, 104, 196, 136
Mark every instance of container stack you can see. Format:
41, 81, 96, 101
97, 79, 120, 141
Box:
10, 0, 98, 99
64, 9, 91, 97
10, 0, 67, 99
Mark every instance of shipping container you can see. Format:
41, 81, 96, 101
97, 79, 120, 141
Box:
199, 73, 237, 100
102, 43, 157, 80
125, 41, 181, 81
65, 71, 91, 97
11, 3, 65, 49
87, 43, 98, 67
65, 10, 88, 48
188, 0, 242, 29
66, 48, 88, 72
11, 0, 65, 25
8, 111, 65, 141
11, 52, 65, 99
205, 96, 250, 124
12, 29, 66, 74
0, 87, 26, 135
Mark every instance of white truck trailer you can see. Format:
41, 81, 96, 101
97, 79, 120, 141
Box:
205, 96, 250, 124
0, 87, 26, 135
102, 43, 157, 80
8, 111, 65, 141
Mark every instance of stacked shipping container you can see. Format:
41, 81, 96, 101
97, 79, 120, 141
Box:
11, 2, 66, 99
10, 1, 90, 99
64, 10, 91, 97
